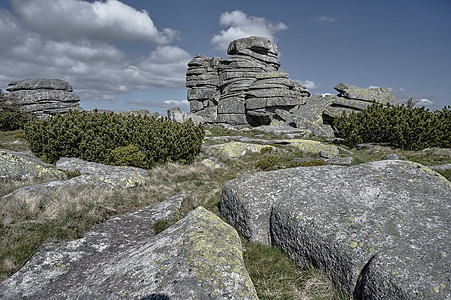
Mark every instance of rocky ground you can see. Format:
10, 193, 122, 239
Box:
0, 125, 450, 299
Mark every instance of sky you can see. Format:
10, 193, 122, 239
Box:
0, 0, 450, 114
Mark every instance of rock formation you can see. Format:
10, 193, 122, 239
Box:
186, 36, 310, 125
1, 78, 82, 119
185, 36, 399, 137
0, 196, 258, 300
220, 160, 450, 299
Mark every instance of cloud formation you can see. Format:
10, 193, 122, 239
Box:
317, 15, 337, 23
211, 10, 288, 51
12, 0, 178, 43
416, 98, 434, 106
301, 80, 318, 89
0, 1, 190, 102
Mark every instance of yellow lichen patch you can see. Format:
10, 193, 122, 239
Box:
349, 242, 358, 248
402, 161, 451, 186
434, 286, 440, 293
206, 142, 276, 159
391, 270, 399, 275
181, 207, 257, 298
282, 139, 339, 155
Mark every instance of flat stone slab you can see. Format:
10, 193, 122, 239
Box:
0, 198, 257, 299
220, 160, 451, 299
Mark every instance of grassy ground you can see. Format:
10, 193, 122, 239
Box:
1, 126, 450, 299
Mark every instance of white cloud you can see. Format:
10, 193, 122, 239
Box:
211, 10, 288, 51
12, 0, 178, 43
416, 98, 434, 106
368, 85, 380, 89
0, 4, 191, 100
317, 16, 337, 23
300, 80, 318, 89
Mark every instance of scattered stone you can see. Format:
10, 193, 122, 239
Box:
356, 143, 378, 150
384, 154, 399, 160
0, 149, 63, 180
2, 79, 82, 119
201, 157, 227, 169
220, 160, 450, 299
204, 141, 276, 159
0, 199, 258, 300
285, 139, 339, 155
337, 146, 354, 156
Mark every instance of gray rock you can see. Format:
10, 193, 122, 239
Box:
167, 107, 203, 125
215, 113, 248, 125
0, 149, 63, 180
0, 198, 258, 299
334, 82, 399, 105
217, 96, 246, 114
427, 164, 451, 171
227, 36, 279, 56
356, 143, 378, 150
3, 79, 82, 118
220, 160, 451, 299
384, 154, 399, 160
6, 78, 73, 92
201, 157, 227, 169
192, 107, 217, 123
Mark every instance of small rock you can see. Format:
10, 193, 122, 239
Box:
384, 154, 399, 160
201, 157, 227, 169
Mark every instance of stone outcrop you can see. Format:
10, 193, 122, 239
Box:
322, 83, 399, 120
0, 197, 258, 300
185, 37, 399, 137
2, 78, 82, 119
186, 36, 310, 125
220, 160, 450, 299
0, 149, 63, 180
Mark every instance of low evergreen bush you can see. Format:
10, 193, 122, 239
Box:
333, 103, 451, 150
25, 110, 204, 167
0, 103, 35, 131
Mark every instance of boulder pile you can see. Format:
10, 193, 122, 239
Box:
2, 78, 82, 119
186, 36, 310, 125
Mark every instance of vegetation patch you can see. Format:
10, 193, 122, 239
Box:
334, 103, 451, 150
25, 110, 204, 166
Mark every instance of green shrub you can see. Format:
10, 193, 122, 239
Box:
110, 144, 147, 168
260, 146, 273, 154
256, 156, 278, 171
333, 103, 451, 150
0, 103, 35, 131
25, 110, 204, 167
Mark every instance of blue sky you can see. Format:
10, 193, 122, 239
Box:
0, 0, 450, 114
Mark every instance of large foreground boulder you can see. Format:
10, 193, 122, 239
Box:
220, 160, 450, 299
0, 197, 257, 299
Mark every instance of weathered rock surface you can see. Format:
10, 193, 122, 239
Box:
167, 106, 203, 125
0, 149, 63, 180
2, 79, 82, 119
0, 198, 257, 300
1, 157, 149, 201
204, 141, 276, 159
186, 36, 310, 126
220, 160, 451, 299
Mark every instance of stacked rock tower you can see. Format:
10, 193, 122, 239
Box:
186, 36, 310, 125
2, 78, 82, 119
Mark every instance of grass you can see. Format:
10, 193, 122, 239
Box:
1, 125, 450, 298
